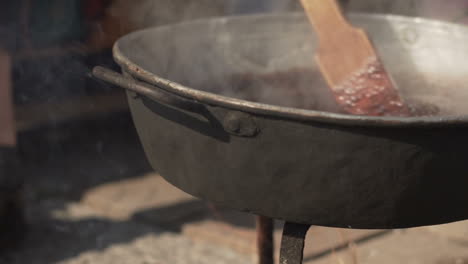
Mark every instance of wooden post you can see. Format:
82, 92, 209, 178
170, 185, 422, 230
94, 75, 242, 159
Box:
0, 50, 16, 147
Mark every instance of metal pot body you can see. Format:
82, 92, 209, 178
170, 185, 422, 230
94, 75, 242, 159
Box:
95, 13, 468, 229
126, 93, 468, 229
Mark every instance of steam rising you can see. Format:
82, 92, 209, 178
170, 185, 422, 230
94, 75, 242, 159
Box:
6, 0, 468, 115
118, 5, 468, 117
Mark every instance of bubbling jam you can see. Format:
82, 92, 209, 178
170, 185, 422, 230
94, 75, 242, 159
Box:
333, 57, 411, 116
225, 66, 439, 117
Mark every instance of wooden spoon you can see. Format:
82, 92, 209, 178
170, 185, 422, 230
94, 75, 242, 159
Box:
300, 0, 411, 116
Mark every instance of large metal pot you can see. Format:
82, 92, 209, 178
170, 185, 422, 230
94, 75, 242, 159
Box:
94, 13, 468, 229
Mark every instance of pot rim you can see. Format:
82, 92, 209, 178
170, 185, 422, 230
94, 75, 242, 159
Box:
113, 12, 468, 127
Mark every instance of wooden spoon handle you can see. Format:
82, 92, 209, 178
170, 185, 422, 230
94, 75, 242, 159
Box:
300, 0, 375, 82
300, 0, 351, 43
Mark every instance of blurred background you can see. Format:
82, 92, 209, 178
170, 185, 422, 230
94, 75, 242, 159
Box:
1, 1, 468, 263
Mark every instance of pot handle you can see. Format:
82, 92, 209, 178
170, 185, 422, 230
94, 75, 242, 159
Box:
92, 66, 259, 137
93, 66, 206, 113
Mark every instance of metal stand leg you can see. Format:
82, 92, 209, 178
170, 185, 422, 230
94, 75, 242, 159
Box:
279, 222, 311, 264
256, 216, 274, 264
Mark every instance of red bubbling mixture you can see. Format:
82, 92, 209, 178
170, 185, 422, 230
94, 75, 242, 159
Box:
333, 57, 411, 116
227, 67, 439, 117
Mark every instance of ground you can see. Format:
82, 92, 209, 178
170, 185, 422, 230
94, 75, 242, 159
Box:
2, 113, 468, 264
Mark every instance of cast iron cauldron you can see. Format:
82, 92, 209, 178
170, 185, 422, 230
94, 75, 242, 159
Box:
94, 13, 468, 229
